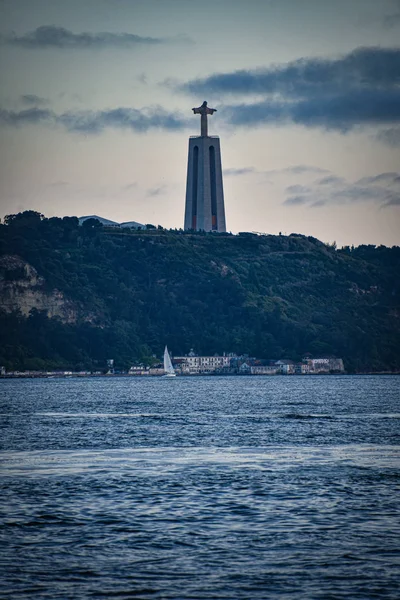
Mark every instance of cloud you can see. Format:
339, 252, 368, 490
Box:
384, 196, 400, 206
263, 165, 330, 178
283, 170, 400, 209
356, 172, 400, 185
223, 167, 256, 176
317, 175, 345, 185
180, 46, 400, 98
384, 14, 400, 28
0, 107, 53, 125
284, 195, 308, 206
137, 73, 148, 85
146, 184, 168, 197
286, 184, 311, 194
122, 183, 138, 192
376, 127, 400, 147
223, 89, 400, 131
0, 105, 189, 133
5, 25, 187, 49
284, 165, 330, 175
20, 94, 48, 105
383, 1, 400, 28
177, 46, 400, 131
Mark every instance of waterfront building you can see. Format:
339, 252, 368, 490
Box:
173, 353, 231, 374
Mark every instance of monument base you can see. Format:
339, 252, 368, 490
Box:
184, 136, 226, 232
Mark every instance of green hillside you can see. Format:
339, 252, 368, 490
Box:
0, 211, 399, 372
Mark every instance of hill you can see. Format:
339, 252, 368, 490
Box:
0, 211, 399, 372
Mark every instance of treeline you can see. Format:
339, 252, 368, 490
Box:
0, 210, 399, 372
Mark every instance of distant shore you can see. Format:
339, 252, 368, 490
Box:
1, 371, 399, 379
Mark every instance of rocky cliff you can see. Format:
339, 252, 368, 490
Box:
0, 255, 77, 322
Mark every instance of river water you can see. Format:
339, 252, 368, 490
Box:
1, 375, 399, 599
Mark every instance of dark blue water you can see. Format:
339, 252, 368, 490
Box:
1, 375, 399, 599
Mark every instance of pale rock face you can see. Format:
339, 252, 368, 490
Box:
0, 255, 78, 322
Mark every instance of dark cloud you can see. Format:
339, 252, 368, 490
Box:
60, 107, 189, 133
5, 25, 179, 49
223, 88, 400, 131
223, 167, 256, 176
20, 94, 48, 105
0, 105, 189, 133
178, 46, 400, 131
0, 107, 54, 125
181, 46, 400, 98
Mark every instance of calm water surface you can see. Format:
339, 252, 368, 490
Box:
0, 375, 399, 599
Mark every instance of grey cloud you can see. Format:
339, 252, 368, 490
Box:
376, 127, 400, 146
284, 195, 308, 206
383, 1, 400, 29
20, 94, 48, 105
60, 107, 189, 133
223, 167, 256, 176
285, 165, 330, 175
283, 172, 400, 209
356, 172, 400, 185
181, 47, 400, 98
0, 105, 189, 133
48, 181, 69, 188
0, 107, 54, 125
137, 73, 148, 85
179, 46, 400, 131
5, 25, 179, 49
223, 88, 400, 131
331, 185, 383, 202
264, 165, 330, 177
317, 175, 345, 185
122, 183, 138, 191
223, 165, 326, 179
383, 196, 400, 206
286, 184, 311, 194
147, 185, 168, 197
384, 14, 400, 28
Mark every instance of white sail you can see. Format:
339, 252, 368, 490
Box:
163, 346, 176, 376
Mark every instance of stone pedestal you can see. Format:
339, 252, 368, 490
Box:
184, 136, 226, 232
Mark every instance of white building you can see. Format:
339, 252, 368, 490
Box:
303, 357, 345, 373
174, 354, 231, 374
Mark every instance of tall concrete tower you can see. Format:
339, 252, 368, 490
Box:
184, 101, 226, 232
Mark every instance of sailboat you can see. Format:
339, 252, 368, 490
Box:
163, 346, 176, 378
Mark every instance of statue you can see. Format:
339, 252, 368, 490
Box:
192, 100, 217, 137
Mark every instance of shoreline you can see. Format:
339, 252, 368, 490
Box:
1, 372, 399, 379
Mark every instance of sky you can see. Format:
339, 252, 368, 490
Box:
0, 0, 400, 247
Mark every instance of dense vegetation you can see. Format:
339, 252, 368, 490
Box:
0, 211, 399, 372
